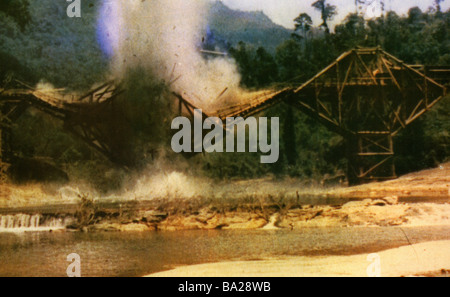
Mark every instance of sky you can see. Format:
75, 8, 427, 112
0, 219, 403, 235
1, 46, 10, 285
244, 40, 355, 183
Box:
218, 0, 450, 29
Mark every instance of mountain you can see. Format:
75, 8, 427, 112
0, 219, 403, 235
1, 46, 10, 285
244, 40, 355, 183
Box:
207, 1, 293, 54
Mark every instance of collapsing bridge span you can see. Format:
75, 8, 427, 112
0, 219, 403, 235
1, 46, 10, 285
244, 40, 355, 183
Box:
0, 79, 123, 176
0, 47, 448, 185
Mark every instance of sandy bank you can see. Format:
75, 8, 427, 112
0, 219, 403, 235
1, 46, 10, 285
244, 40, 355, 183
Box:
147, 240, 450, 277
328, 162, 449, 200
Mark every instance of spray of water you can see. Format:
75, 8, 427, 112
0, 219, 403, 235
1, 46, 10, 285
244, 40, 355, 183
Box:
0, 214, 69, 233
91, 0, 287, 200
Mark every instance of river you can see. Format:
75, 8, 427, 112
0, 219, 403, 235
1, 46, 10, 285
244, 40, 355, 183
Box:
0, 226, 449, 277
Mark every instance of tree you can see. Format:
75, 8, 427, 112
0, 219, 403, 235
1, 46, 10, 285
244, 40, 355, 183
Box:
294, 13, 313, 48
254, 47, 278, 87
435, 0, 445, 12
229, 42, 255, 88
294, 13, 313, 35
334, 13, 368, 51
408, 7, 424, 23
275, 39, 304, 81
312, 0, 338, 34
0, 0, 32, 81
0, 0, 31, 30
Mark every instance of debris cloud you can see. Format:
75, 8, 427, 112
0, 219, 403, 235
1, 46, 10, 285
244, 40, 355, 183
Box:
98, 0, 246, 112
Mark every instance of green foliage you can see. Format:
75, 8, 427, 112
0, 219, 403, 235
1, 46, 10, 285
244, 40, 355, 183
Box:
275, 39, 304, 82
396, 98, 450, 175
1, 1, 448, 188
225, 6, 449, 180
0, 0, 31, 30
334, 14, 367, 51
204, 151, 268, 179
229, 42, 279, 88
294, 13, 313, 44
12, 111, 83, 161
0, 0, 107, 90
312, 0, 338, 33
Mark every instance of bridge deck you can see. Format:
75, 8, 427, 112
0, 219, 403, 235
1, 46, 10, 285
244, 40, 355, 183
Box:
0, 80, 122, 165
410, 65, 450, 87
214, 88, 291, 120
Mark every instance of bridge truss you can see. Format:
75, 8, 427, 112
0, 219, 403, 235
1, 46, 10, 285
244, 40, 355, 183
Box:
0, 79, 123, 175
0, 47, 448, 185
174, 47, 448, 184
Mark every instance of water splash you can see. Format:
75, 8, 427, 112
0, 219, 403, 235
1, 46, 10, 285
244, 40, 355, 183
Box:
0, 214, 67, 233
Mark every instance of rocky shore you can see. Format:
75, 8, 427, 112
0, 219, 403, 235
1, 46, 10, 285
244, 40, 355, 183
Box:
83, 197, 450, 233
0, 163, 448, 232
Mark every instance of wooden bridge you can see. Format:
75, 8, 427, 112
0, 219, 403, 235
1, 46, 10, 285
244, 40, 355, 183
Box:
175, 47, 449, 185
0, 79, 123, 176
1, 47, 448, 185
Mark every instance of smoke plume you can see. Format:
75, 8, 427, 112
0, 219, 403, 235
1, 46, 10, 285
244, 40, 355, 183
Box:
98, 0, 245, 112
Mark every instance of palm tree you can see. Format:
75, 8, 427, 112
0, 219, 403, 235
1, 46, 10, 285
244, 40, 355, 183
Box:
312, 0, 337, 34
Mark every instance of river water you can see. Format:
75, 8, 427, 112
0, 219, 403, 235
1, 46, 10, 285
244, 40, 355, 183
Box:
0, 226, 449, 277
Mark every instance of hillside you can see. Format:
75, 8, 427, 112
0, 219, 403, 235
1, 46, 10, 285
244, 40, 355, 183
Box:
207, 1, 293, 53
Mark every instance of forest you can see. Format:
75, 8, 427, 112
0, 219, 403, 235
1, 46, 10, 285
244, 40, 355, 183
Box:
0, 0, 448, 192
219, 0, 450, 181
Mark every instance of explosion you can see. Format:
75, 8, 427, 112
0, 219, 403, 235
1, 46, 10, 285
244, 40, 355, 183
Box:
96, 0, 245, 112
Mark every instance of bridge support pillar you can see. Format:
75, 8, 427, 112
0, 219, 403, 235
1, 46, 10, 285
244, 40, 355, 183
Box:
0, 103, 22, 181
0, 125, 12, 181
347, 132, 397, 185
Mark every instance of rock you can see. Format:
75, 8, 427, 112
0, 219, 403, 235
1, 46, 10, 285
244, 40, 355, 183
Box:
119, 223, 155, 232
362, 199, 373, 206
342, 199, 371, 209
88, 223, 121, 232
215, 224, 228, 230
382, 196, 399, 205
371, 200, 387, 207
89, 223, 155, 232
310, 210, 324, 220
141, 211, 168, 223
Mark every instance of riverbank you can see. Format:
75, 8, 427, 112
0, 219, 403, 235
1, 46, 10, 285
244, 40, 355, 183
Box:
84, 198, 450, 232
2, 195, 448, 233
0, 164, 448, 277
2, 226, 448, 277
147, 240, 450, 277
0, 163, 448, 232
